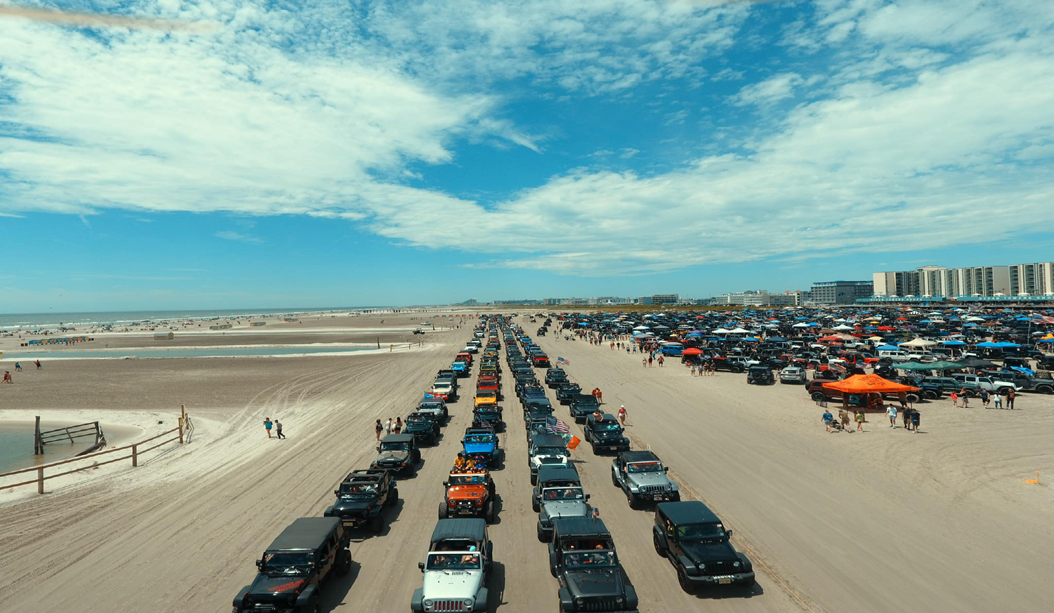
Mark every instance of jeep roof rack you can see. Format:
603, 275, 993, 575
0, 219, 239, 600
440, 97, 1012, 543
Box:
267, 517, 340, 552
619, 450, 660, 463
657, 500, 721, 526
430, 518, 486, 543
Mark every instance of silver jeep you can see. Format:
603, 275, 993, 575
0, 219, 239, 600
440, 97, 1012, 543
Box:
412, 518, 491, 612
611, 451, 680, 509
537, 486, 591, 542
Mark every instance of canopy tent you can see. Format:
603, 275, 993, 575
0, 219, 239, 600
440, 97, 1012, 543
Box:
823, 375, 919, 394
899, 337, 937, 348
832, 324, 855, 331
940, 340, 966, 346
682, 347, 703, 356
875, 345, 900, 351
818, 336, 843, 342
955, 357, 998, 369
893, 360, 963, 371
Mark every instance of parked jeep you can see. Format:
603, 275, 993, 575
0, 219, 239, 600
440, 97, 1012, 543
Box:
529, 433, 571, 485
584, 413, 630, 454
568, 394, 600, 423
439, 470, 497, 523
472, 406, 505, 432
778, 365, 807, 384
417, 398, 449, 425
411, 518, 492, 613
611, 451, 679, 509
746, 365, 775, 385
232, 517, 351, 613
324, 469, 398, 533
462, 428, 505, 469
549, 518, 639, 612
404, 412, 440, 447
532, 464, 581, 512
555, 383, 583, 405
370, 433, 421, 477
652, 501, 755, 592
545, 368, 570, 388
537, 485, 591, 542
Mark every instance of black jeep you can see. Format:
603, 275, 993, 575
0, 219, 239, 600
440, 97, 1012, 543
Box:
652, 501, 755, 593
370, 433, 421, 477
555, 383, 583, 405
324, 469, 398, 533
404, 412, 441, 446
568, 394, 600, 423
545, 368, 569, 388
584, 413, 630, 454
472, 406, 505, 432
548, 517, 639, 612
232, 517, 351, 613
746, 365, 774, 385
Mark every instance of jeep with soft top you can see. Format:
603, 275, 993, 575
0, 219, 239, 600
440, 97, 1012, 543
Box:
232, 517, 351, 613
532, 464, 581, 512
439, 469, 497, 523
411, 518, 492, 612
568, 394, 600, 423
370, 433, 421, 477
324, 468, 398, 533
584, 413, 630, 454
548, 517, 639, 612
611, 451, 679, 508
472, 406, 505, 432
462, 428, 505, 469
652, 501, 755, 592
404, 411, 441, 446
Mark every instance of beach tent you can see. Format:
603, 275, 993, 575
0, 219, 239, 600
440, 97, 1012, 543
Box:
940, 340, 966, 346
682, 347, 703, 356
876, 345, 900, 351
893, 361, 963, 371
823, 375, 919, 394
956, 357, 998, 369
900, 338, 937, 348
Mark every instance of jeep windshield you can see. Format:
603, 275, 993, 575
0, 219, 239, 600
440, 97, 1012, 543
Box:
464, 434, 494, 444
563, 550, 617, 569
535, 446, 566, 456
262, 552, 314, 575
543, 487, 584, 501
626, 461, 662, 474
339, 483, 377, 498
594, 422, 622, 432
380, 441, 410, 451
449, 474, 487, 486
476, 391, 497, 400
426, 552, 481, 571
676, 522, 727, 542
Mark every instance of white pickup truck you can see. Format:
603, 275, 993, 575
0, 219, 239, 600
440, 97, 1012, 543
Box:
951, 373, 1020, 394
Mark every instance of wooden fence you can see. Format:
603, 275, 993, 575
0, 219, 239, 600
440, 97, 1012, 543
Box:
0, 406, 193, 496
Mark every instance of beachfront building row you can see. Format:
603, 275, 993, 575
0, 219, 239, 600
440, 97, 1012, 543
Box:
873, 262, 1054, 298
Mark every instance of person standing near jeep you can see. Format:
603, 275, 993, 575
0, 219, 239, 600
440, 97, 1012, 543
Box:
886, 404, 897, 428
1007, 388, 1016, 410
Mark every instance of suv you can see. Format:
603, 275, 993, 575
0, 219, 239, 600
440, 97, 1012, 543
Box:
584, 413, 630, 454
529, 433, 570, 484
404, 412, 441, 446
324, 469, 398, 533
472, 406, 505, 432
568, 394, 600, 423
545, 368, 569, 388
532, 464, 581, 512
778, 366, 807, 384
537, 485, 591, 542
474, 390, 499, 409
555, 383, 583, 404
411, 519, 492, 613
371, 433, 421, 477
951, 373, 1020, 394
549, 518, 639, 613
440, 469, 497, 523
746, 365, 774, 385
430, 380, 457, 402
652, 501, 755, 592
982, 370, 1054, 394
417, 398, 449, 425
611, 451, 679, 508
462, 428, 505, 469
232, 517, 351, 613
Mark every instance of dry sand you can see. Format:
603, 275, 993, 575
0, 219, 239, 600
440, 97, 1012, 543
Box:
0, 311, 1049, 613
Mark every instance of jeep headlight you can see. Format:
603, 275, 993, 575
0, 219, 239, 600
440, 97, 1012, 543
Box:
616, 597, 624, 604
463, 598, 473, 608
628, 485, 639, 493
575, 597, 584, 607
423, 598, 433, 610
697, 563, 706, 570
733, 561, 741, 568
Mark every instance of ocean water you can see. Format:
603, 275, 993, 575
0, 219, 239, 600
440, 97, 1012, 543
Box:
2, 345, 374, 360
0, 422, 94, 474
0, 307, 386, 330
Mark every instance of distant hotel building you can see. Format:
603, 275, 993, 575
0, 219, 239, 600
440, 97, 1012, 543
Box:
806, 280, 874, 305
872, 262, 1054, 298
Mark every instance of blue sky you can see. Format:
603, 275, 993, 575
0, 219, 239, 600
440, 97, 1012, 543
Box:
1, 0, 1053, 311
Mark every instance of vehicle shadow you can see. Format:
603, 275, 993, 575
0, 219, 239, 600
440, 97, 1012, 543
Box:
348, 498, 406, 542
490, 494, 504, 525
488, 560, 507, 612
690, 581, 764, 600
320, 559, 361, 612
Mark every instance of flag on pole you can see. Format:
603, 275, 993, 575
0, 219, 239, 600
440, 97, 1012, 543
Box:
567, 435, 581, 450
545, 416, 570, 434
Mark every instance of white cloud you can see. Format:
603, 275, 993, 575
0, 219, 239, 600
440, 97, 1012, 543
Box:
730, 73, 804, 106
215, 231, 262, 244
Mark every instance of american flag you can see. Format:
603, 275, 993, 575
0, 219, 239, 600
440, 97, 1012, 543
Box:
545, 416, 570, 434
556, 357, 570, 365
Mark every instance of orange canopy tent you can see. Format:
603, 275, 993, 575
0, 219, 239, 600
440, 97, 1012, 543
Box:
682, 347, 703, 356
822, 374, 918, 394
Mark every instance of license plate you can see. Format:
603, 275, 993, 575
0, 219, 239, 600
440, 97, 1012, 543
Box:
715, 576, 733, 584
653, 495, 662, 501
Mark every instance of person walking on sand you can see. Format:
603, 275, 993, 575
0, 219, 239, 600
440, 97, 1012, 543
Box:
648, 355, 653, 367
14, 362, 22, 372
394, 417, 403, 434
618, 405, 627, 426
911, 409, 921, 433
855, 409, 865, 432
979, 389, 990, 409
642, 357, 648, 367
596, 388, 603, 404
960, 390, 970, 408
822, 409, 834, 433
950, 391, 958, 407
657, 355, 664, 367
839, 408, 850, 432
275, 419, 286, 439
887, 403, 898, 428
375, 419, 383, 441
2, 371, 11, 384
1006, 388, 1016, 410
993, 392, 1002, 409
263, 417, 273, 439
35, 359, 42, 369
386, 418, 393, 435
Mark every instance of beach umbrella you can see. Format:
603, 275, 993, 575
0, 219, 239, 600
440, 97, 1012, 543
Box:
900, 338, 937, 348
792, 323, 810, 328
940, 340, 966, 346
682, 347, 703, 356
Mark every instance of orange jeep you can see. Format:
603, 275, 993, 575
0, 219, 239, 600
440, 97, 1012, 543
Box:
439, 470, 496, 523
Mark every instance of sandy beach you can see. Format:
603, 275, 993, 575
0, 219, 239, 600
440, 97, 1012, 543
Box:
0, 311, 1051, 612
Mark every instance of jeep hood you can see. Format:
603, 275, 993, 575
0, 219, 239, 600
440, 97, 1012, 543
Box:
565, 568, 623, 598
422, 569, 483, 601
248, 574, 308, 599
464, 442, 496, 454
446, 485, 486, 500
375, 450, 409, 463
332, 498, 375, 513
682, 541, 737, 564
541, 500, 587, 520
592, 430, 623, 440
627, 472, 669, 488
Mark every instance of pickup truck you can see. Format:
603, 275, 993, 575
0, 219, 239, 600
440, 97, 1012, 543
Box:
950, 373, 1020, 395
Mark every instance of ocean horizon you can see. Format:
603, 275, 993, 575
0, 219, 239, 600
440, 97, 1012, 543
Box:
0, 307, 396, 329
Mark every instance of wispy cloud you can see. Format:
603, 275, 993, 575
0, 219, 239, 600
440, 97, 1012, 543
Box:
215, 231, 263, 244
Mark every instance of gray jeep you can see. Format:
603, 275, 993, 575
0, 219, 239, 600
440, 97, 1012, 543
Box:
370, 433, 420, 477
611, 451, 680, 509
537, 485, 591, 542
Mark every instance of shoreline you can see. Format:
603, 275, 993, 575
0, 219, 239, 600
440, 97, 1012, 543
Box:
0, 341, 438, 361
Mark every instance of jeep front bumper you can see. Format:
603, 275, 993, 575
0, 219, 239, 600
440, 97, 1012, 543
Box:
686, 571, 755, 586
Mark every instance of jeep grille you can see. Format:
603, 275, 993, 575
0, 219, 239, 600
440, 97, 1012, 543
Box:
579, 596, 621, 611
638, 485, 668, 495
432, 600, 465, 611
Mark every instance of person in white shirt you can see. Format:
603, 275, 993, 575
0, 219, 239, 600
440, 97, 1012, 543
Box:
886, 404, 898, 428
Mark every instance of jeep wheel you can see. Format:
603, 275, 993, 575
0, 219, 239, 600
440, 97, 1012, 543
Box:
626, 490, 638, 510
338, 550, 352, 576
732, 366, 743, 374
530, 473, 537, 486
653, 533, 666, 558
905, 393, 920, 404
532, 496, 540, 512
923, 390, 938, 400
537, 524, 547, 542
1037, 384, 1054, 395
370, 515, 384, 533
611, 471, 619, 487
388, 488, 399, 506
438, 502, 449, 519
677, 567, 696, 594
484, 500, 495, 523
811, 392, 826, 402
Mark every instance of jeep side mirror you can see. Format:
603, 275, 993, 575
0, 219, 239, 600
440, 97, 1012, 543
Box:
418, 562, 425, 572
442, 481, 448, 487
585, 494, 590, 501
726, 529, 733, 538
376, 445, 381, 452
334, 490, 339, 496
255, 559, 263, 570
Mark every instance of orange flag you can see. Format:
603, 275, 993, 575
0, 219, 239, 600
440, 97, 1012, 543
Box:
567, 436, 581, 450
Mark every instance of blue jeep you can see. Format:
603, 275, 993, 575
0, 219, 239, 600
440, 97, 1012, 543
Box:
451, 360, 470, 377
462, 428, 505, 469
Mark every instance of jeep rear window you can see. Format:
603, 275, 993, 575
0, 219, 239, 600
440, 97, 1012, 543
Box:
594, 422, 622, 431
465, 435, 493, 443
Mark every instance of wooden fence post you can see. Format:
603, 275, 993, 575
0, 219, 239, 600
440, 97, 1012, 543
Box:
132, 444, 138, 467
37, 467, 44, 494
34, 416, 42, 455
180, 405, 186, 444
